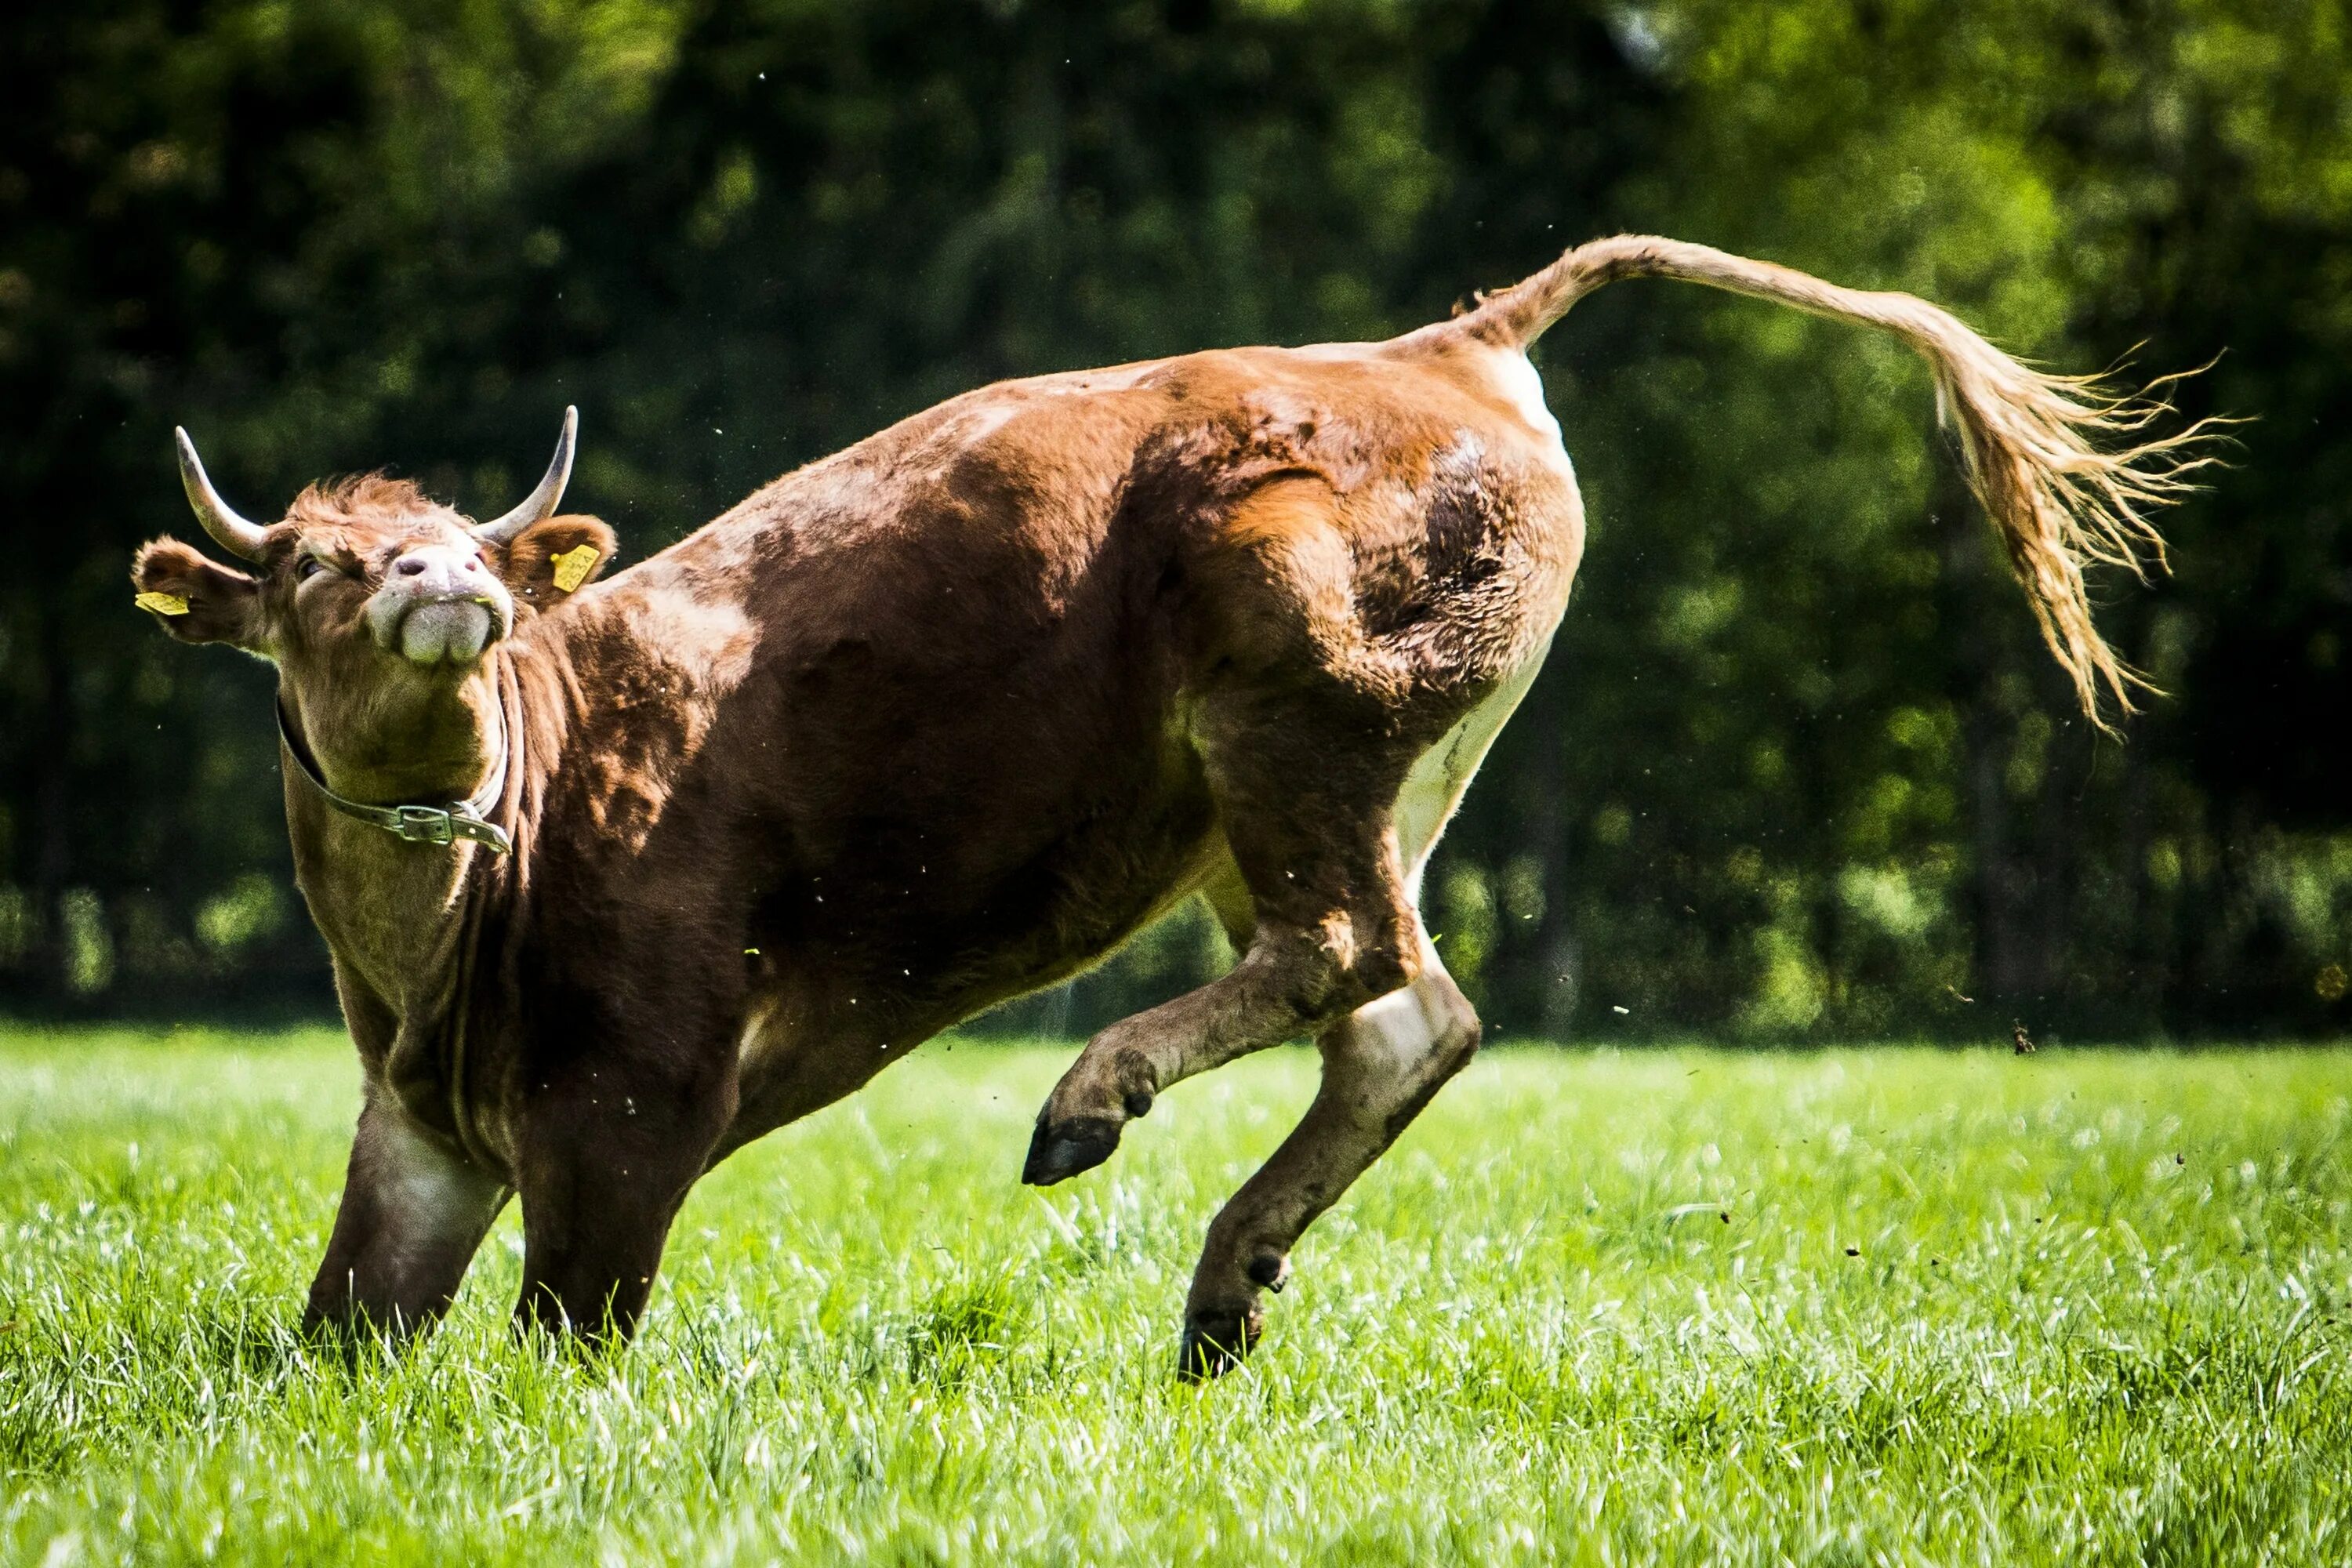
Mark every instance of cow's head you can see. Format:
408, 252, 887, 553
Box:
133, 411, 615, 795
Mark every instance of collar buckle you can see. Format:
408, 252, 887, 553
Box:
278, 697, 516, 858
390, 804, 459, 846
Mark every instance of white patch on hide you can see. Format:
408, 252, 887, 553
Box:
737, 993, 782, 1076
366, 1111, 501, 1272
1348, 961, 1452, 1073
1473, 347, 1578, 491
1331, 914, 1481, 1079
1392, 637, 1553, 906
1486, 349, 1565, 447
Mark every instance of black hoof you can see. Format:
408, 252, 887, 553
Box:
1246, 1254, 1289, 1293
1021, 1114, 1123, 1185
1177, 1309, 1262, 1382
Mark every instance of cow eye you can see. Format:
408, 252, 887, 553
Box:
296, 556, 326, 581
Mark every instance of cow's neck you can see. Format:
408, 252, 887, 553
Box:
285, 661, 507, 808
281, 657, 516, 1029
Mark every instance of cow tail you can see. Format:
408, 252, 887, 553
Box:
1450, 234, 2228, 730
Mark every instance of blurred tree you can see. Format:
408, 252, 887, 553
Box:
0, 0, 2343, 1040
1446, 0, 2352, 1042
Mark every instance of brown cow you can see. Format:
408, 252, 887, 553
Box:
135, 236, 2212, 1376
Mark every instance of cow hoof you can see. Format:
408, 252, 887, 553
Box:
1246, 1253, 1288, 1293
1021, 1115, 1123, 1185
1177, 1307, 1262, 1381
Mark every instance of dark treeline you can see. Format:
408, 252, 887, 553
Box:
1, 0, 2346, 1040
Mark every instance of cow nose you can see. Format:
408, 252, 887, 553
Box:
389, 546, 489, 598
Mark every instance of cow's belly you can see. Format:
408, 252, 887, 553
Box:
902, 754, 1229, 1016
725, 780, 1222, 1149
728, 712, 1221, 1094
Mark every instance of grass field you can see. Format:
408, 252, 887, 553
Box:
1, 1029, 2348, 1565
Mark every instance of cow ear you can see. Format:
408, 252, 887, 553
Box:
132, 537, 265, 648
498, 515, 619, 608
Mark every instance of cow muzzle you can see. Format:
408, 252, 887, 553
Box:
366, 546, 513, 666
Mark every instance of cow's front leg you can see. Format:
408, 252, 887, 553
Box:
304, 1094, 510, 1341
511, 1054, 736, 1347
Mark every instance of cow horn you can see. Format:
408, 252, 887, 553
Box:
472, 406, 578, 546
174, 428, 272, 562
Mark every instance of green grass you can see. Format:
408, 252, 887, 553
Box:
1, 1029, 2348, 1565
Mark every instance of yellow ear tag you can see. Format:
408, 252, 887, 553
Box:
548, 543, 601, 593
136, 591, 190, 616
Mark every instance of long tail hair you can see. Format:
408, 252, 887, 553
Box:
1450, 234, 2227, 727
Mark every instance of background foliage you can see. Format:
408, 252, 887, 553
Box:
1, 0, 2346, 1039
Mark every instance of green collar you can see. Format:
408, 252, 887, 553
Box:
275, 698, 514, 855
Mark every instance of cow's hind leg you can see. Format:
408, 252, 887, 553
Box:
1174, 648, 1546, 1375
1179, 926, 1478, 1376
1022, 691, 1426, 1186
303, 1094, 510, 1342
